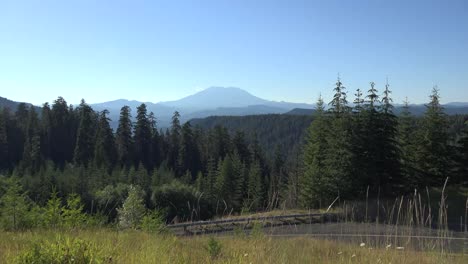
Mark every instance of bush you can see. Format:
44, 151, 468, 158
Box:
117, 185, 146, 229
15, 237, 105, 264
140, 209, 166, 233
151, 181, 214, 222
206, 237, 222, 258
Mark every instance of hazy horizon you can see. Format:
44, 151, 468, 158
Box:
1, 0, 467, 105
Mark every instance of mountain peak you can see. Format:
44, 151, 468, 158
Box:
160, 86, 267, 109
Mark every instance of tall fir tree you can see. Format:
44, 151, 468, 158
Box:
300, 97, 331, 208
116, 106, 133, 169
133, 104, 153, 171
50, 97, 75, 167
326, 78, 354, 198
21, 107, 42, 173
169, 111, 181, 174
246, 159, 264, 211
0, 109, 8, 170
418, 87, 450, 185
455, 122, 468, 184
379, 81, 401, 193
398, 98, 419, 188
178, 122, 201, 179
74, 100, 96, 167
94, 110, 116, 170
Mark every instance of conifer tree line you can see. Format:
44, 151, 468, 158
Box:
0, 79, 467, 229
299, 79, 467, 208
0, 97, 285, 226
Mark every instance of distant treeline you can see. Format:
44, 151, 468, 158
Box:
0, 79, 467, 229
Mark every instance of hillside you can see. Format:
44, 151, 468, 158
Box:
0, 96, 40, 113
190, 114, 314, 160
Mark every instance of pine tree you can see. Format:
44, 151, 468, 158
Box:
94, 110, 116, 170
149, 112, 162, 167
74, 100, 96, 166
50, 97, 75, 167
21, 106, 42, 173
398, 98, 419, 188
300, 97, 331, 208
0, 177, 31, 230
246, 159, 264, 211
379, 81, 401, 193
204, 157, 218, 202
40, 103, 52, 160
133, 104, 153, 171
455, 123, 468, 184
178, 122, 201, 179
116, 106, 133, 169
418, 87, 450, 185
210, 125, 232, 161
168, 111, 181, 173
118, 185, 146, 229
233, 131, 251, 166
269, 145, 285, 208
326, 78, 354, 198
0, 110, 8, 170
359, 82, 382, 190
329, 77, 350, 117
43, 190, 64, 229
62, 193, 86, 228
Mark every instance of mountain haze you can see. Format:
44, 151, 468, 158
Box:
91, 87, 314, 128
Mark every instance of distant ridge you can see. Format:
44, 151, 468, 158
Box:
0, 96, 41, 113
91, 87, 315, 128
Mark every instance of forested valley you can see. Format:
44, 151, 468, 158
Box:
0, 79, 467, 230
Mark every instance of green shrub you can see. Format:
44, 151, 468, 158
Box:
151, 181, 214, 221
15, 237, 105, 264
140, 209, 166, 233
206, 237, 222, 258
250, 222, 264, 239
117, 185, 146, 229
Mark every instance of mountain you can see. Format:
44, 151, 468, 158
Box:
157, 86, 314, 111
0, 96, 41, 113
159, 87, 268, 110
91, 87, 314, 128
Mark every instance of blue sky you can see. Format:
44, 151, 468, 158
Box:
0, 0, 467, 105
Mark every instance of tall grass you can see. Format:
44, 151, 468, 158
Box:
1, 229, 466, 263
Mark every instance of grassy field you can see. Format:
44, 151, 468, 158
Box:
0, 229, 466, 264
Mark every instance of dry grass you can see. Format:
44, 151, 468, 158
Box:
0, 229, 466, 264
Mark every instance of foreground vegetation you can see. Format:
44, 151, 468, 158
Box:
0, 229, 466, 264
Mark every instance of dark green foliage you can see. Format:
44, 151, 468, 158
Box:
116, 106, 133, 168
74, 100, 96, 167
152, 181, 214, 221
325, 79, 354, 198
299, 97, 331, 208
15, 237, 104, 264
50, 97, 76, 167
454, 122, 468, 183
0, 82, 466, 226
417, 87, 451, 185
93, 110, 116, 170
0, 110, 9, 170
178, 122, 201, 180
133, 104, 153, 170
206, 237, 222, 258
398, 98, 420, 188
168, 111, 181, 174
246, 159, 264, 211
0, 177, 32, 230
